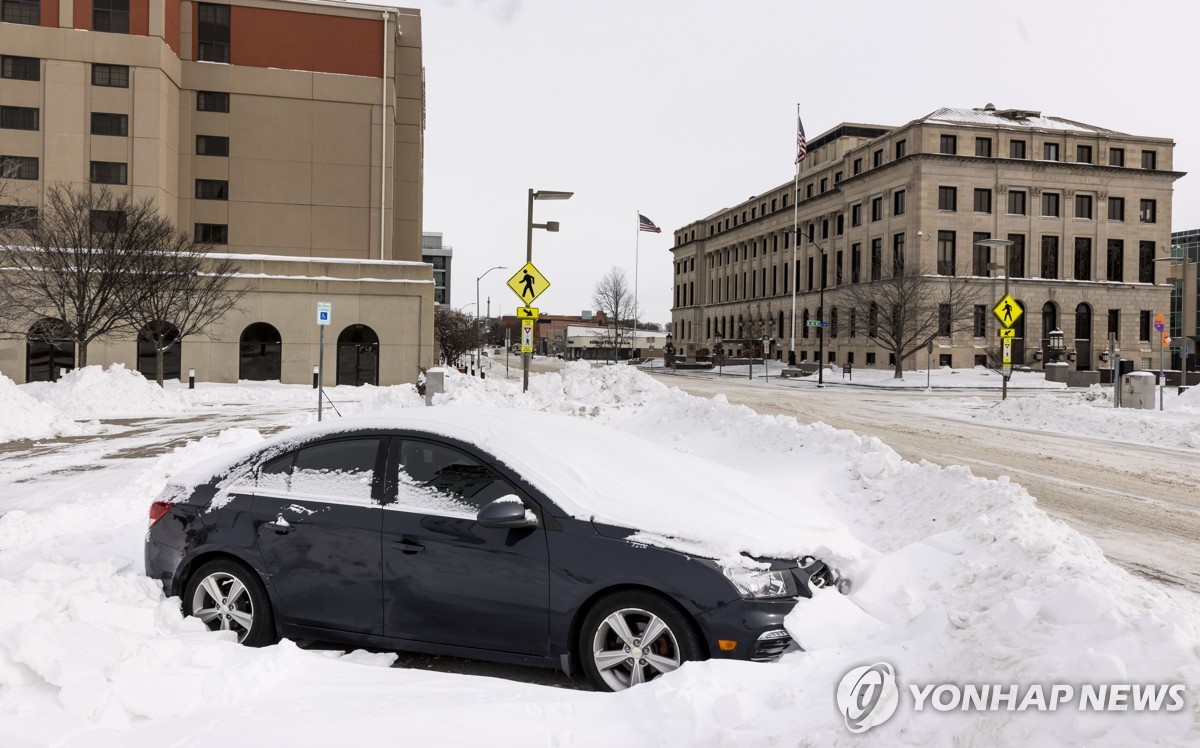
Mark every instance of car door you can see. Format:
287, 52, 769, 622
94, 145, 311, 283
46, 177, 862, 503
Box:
253, 436, 386, 635
382, 437, 550, 656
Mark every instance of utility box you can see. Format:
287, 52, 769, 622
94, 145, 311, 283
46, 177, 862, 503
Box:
1120, 371, 1156, 410
1044, 362, 1069, 383
424, 368, 445, 406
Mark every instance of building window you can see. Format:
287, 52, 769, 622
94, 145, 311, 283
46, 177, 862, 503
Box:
871, 196, 883, 221
1139, 199, 1156, 223
836, 213, 844, 235
1043, 142, 1060, 161
90, 210, 126, 232
92, 63, 129, 88
196, 91, 230, 113
851, 203, 862, 227
1074, 237, 1092, 281
892, 233, 905, 275
835, 250, 843, 285
195, 179, 228, 200
1141, 150, 1157, 170
867, 352, 876, 365
1108, 309, 1120, 341
1010, 140, 1027, 159
0, 106, 38, 131
93, 0, 130, 33
893, 189, 905, 216
195, 223, 228, 244
0, 155, 38, 180
939, 134, 957, 155
1108, 196, 1124, 221
90, 112, 128, 137
834, 171, 842, 184
973, 188, 991, 214
895, 139, 906, 159
1076, 145, 1093, 164
938, 186, 957, 212
1075, 194, 1093, 219
806, 183, 813, 199
1007, 190, 1026, 215
1109, 148, 1125, 167
870, 238, 882, 281
1041, 192, 1060, 217
90, 161, 128, 185
974, 305, 986, 337
872, 149, 884, 167
1, 55, 39, 81
869, 304, 879, 338
1040, 235, 1059, 279
973, 232, 991, 276
1, 0, 39, 24
197, 3, 231, 63
975, 137, 992, 158
831, 308, 838, 338
819, 178, 828, 194
1139, 241, 1155, 283
1008, 234, 1026, 278
196, 135, 229, 156
938, 304, 951, 336
937, 231, 955, 275
0, 205, 38, 229
1139, 310, 1150, 341
851, 243, 861, 283
853, 158, 863, 176
1106, 239, 1123, 282
822, 219, 829, 240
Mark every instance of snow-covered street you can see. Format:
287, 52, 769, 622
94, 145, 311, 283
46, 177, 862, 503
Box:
1, 363, 1198, 746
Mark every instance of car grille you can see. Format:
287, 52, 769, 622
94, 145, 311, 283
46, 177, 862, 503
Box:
751, 629, 793, 662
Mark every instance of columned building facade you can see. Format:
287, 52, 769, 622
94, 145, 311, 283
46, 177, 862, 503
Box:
1, 0, 433, 385
670, 106, 1182, 373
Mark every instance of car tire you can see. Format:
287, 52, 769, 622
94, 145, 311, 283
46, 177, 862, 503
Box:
183, 559, 277, 646
579, 590, 702, 692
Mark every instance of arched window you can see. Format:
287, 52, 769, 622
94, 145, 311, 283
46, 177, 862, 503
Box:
26, 318, 74, 382
1041, 302, 1059, 366
239, 322, 282, 381
802, 308, 810, 339
337, 324, 379, 386
138, 321, 182, 382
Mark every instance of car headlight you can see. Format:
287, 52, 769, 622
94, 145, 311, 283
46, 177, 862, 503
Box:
719, 565, 798, 599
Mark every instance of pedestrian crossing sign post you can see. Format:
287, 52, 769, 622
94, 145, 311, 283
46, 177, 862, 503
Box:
993, 294, 1023, 328
508, 262, 551, 305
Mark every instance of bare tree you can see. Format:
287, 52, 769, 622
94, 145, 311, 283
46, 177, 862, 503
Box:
0, 185, 187, 368
126, 240, 247, 386
838, 262, 985, 379
591, 266, 635, 362
434, 307, 478, 367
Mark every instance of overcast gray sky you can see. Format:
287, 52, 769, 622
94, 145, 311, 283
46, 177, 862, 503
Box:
401, 0, 1198, 324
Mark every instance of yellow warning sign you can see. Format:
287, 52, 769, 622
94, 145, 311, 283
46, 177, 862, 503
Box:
999, 328, 1016, 339
508, 262, 551, 305
520, 318, 535, 354
993, 294, 1023, 328
517, 306, 539, 320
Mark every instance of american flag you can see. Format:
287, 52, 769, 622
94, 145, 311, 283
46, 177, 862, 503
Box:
795, 112, 808, 165
638, 214, 661, 233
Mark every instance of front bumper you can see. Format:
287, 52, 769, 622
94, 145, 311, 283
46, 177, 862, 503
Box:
696, 597, 799, 663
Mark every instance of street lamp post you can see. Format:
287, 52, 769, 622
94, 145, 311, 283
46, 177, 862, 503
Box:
794, 231, 828, 388
665, 333, 675, 372
524, 188, 573, 392
978, 238, 1015, 400
476, 265, 506, 379
715, 338, 723, 377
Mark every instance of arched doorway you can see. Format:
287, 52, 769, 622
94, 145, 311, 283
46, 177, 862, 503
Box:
1013, 299, 1027, 365
1075, 303, 1093, 370
239, 322, 282, 381
337, 324, 379, 386
137, 321, 181, 382
26, 318, 74, 382
1041, 302, 1059, 369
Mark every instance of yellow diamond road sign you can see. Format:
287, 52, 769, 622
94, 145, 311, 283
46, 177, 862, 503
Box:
517, 306, 539, 320
993, 294, 1023, 328
508, 262, 551, 305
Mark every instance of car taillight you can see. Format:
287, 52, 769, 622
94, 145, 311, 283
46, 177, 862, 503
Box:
149, 501, 174, 528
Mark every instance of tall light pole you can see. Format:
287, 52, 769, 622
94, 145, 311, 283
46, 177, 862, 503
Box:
524, 188, 573, 392
977, 238, 1015, 400
795, 231, 828, 387
476, 265, 506, 377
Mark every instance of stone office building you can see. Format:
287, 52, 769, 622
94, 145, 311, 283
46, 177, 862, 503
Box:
0, 0, 433, 385
670, 105, 1182, 373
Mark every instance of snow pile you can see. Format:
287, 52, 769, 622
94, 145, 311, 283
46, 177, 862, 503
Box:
964, 387, 1200, 450
1, 364, 1199, 745
0, 374, 101, 443
22, 365, 186, 419
341, 383, 425, 415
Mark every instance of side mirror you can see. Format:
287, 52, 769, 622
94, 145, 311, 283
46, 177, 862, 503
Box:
477, 497, 537, 529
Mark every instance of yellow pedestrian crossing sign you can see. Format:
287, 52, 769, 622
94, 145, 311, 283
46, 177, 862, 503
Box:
517, 306, 539, 320
993, 294, 1023, 328
508, 262, 550, 305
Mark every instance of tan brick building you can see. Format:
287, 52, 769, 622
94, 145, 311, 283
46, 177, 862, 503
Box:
670, 106, 1183, 374
0, 0, 432, 385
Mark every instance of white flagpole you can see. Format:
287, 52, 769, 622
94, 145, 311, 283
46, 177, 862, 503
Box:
790, 103, 800, 364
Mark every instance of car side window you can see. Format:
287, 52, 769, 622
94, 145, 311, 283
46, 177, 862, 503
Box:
258, 438, 382, 505
395, 439, 523, 517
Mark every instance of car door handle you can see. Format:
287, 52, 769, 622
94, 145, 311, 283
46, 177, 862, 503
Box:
391, 539, 424, 554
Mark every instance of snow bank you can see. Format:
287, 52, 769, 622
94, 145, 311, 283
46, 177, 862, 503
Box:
0, 374, 101, 443
22, 365, 186, 419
